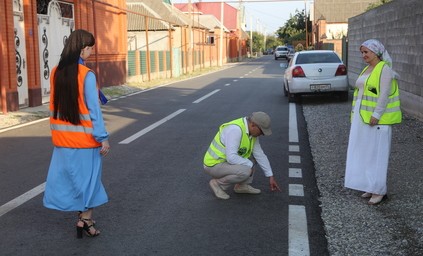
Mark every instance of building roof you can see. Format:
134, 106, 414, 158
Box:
127, 2, 170, 31
127, 0, 206, 31
197, 14, 229, 32
174, 2, 239, 31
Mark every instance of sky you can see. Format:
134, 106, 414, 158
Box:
172, 0, 311, 35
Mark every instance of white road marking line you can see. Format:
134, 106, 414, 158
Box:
289, 145, 300, 152
289, 155, 301, 164
289, 103, 299, 143
289, 205, 310, 256
192, 89, 220, 104
225, 83, 231, 86
289, 168, 302, 178
233, 79, 238, 82
0, 183, 46, 218
119, 109, 186, 144
289, 184, 305, 197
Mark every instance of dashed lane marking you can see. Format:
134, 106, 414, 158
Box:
289, 155, 301, 164
288, 103, 310, 256
289, 205, 310, 256
0, 183, 45, 218
193, 89, 220, 104
119, 109, 186, 144
289, 145, 300, 152
289, 103, 299, 143
289, 168, 303, 178
289, 184, 305, 197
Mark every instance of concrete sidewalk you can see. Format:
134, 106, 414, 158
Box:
0, 104, 50, 131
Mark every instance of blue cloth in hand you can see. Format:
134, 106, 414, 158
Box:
99, 89, 108, 105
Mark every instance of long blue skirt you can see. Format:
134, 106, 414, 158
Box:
43, 147, 108, 211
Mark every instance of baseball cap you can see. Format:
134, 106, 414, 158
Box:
250, 112, 272, 136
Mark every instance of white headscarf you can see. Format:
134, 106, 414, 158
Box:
361, 39, 399, 78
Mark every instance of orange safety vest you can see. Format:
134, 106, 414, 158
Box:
49, 65, 101, 148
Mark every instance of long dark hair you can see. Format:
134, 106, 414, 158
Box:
53, 29, 95, 124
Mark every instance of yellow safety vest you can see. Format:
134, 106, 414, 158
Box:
352, 61, 402, 125
203, 118, 256, 167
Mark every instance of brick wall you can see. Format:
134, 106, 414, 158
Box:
0, 0, 127, 112
0, 0, 19, 112
348, 0, 423, 120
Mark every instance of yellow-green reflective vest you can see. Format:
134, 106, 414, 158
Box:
203, 118, 256, 167
352, 61, 402, 125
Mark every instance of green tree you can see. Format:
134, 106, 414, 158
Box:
246, 31, 265, 53
366, 0, 392, 11
275, 9, 311, 46
265, 36, 283, 51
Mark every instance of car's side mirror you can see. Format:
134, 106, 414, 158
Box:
280, 63, 288, 68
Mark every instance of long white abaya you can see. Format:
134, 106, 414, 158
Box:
344, 73, 393, 195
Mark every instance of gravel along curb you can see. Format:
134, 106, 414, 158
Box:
302, 96, 423, 256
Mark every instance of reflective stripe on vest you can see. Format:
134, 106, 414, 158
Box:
203, 118, 256, 167
49, 65, 101, 148
352, 61, 402, 125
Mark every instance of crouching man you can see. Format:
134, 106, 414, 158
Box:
203, 112, 281, 199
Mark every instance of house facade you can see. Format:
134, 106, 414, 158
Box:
126, 0, 230, 83
0, 0, 127, 114
174, 1, 248, 62
312, 0, 380, 56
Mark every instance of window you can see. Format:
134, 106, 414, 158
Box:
207, 35, 215, 44
296, 52, 341, 64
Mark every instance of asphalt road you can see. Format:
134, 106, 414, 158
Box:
0, 57, 328, 256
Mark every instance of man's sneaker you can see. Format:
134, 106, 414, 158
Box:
209, 179, 230, 200
234, 184, 261, 194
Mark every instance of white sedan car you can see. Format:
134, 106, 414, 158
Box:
282, 50, 349, 102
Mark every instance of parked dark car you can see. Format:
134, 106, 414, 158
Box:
263, 49, 273, 55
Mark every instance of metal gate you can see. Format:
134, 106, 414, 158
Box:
13, 0, 28, 106
37, 0, 74, 103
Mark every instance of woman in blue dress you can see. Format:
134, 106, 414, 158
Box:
43, 29, 110, 238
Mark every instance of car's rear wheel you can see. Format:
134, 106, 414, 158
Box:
338, 91, 349, 101
287, 90, 299, 103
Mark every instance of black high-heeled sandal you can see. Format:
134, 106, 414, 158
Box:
78, 211, 96, 226
76, 218, 100, 238
76, 219, 84, 239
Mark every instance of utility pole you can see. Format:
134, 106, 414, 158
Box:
219, 1, 224, 66
250, 15, 252, 57
238, 0, 243, 61
305, 0, 308, 48
188, 0, 193, 72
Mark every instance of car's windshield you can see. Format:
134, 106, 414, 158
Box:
295, 52, 341, 64
277, 47, 287, 51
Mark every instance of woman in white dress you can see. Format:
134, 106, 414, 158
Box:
344, 39, 402, 205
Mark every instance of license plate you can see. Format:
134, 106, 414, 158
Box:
310, 84, 330, 90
